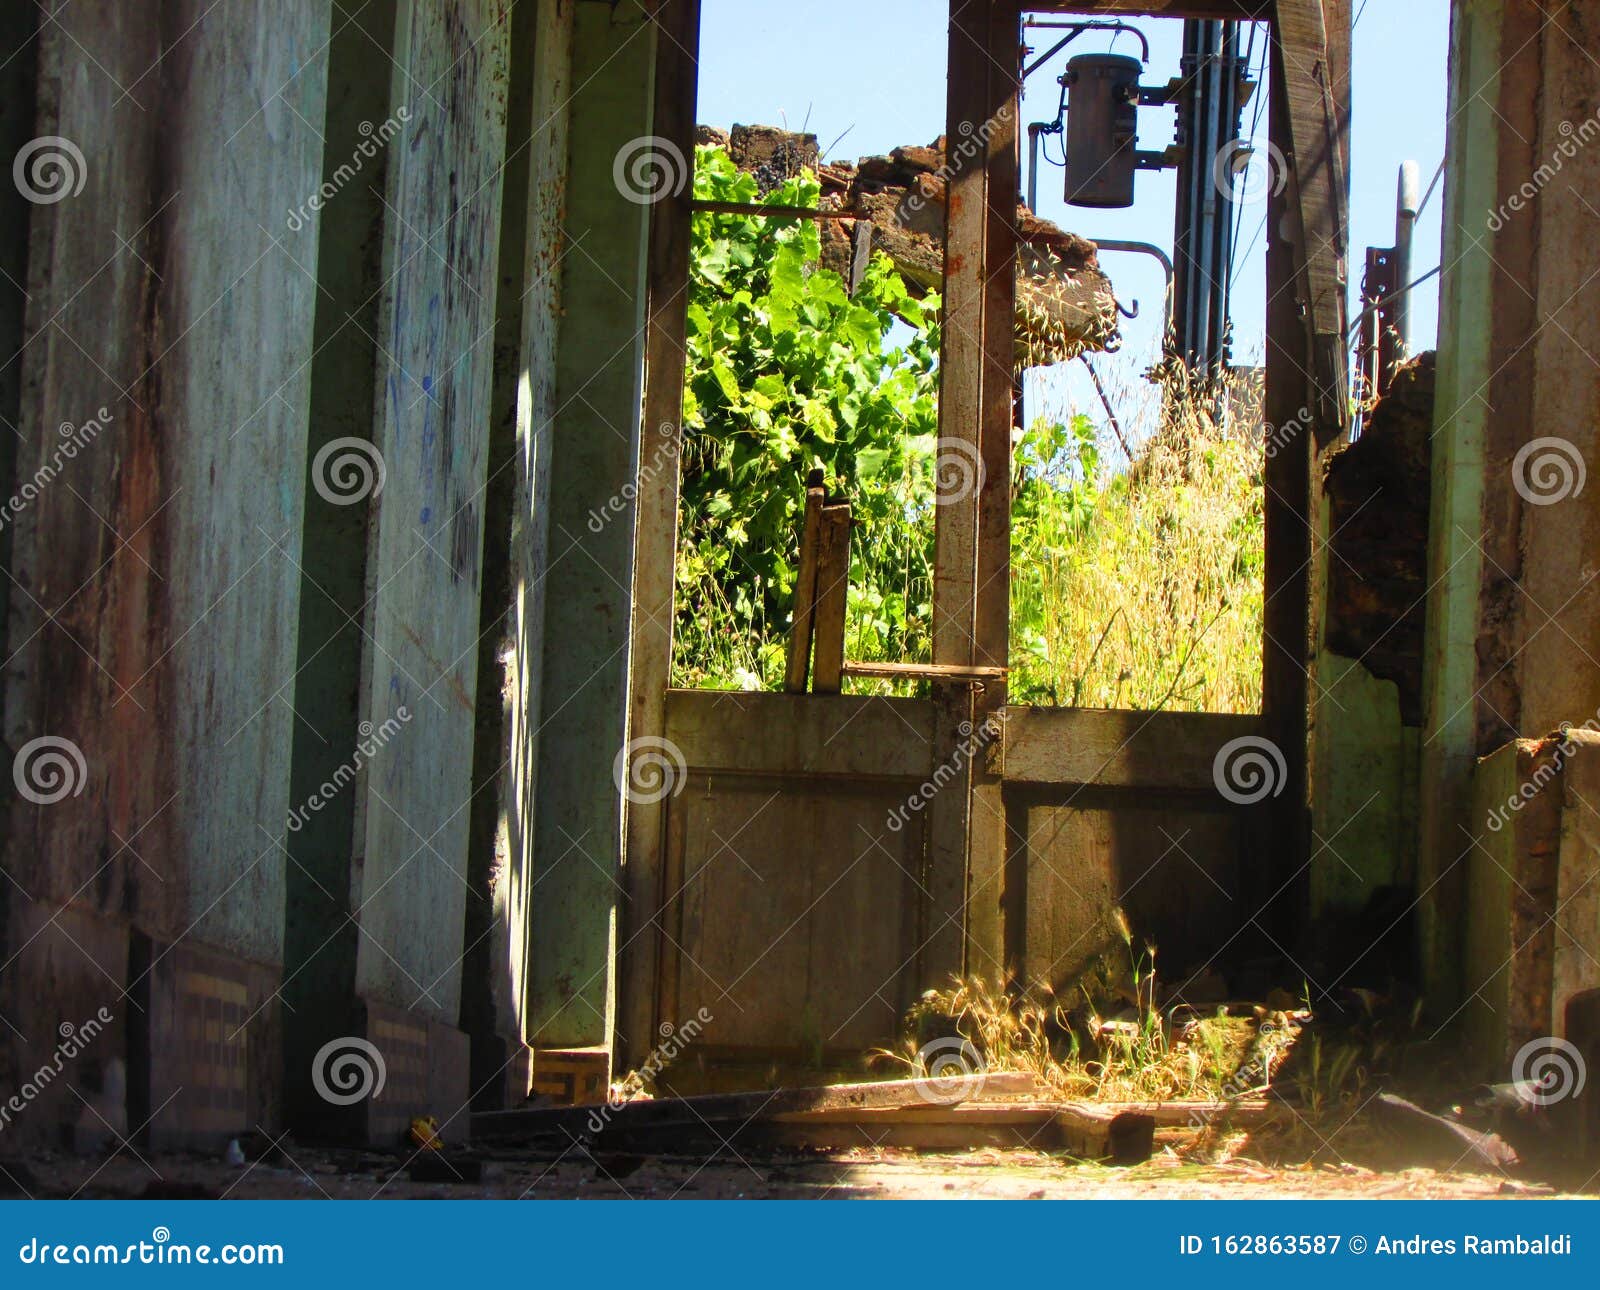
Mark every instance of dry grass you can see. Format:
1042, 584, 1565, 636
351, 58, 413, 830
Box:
1011, 361, 1266, 714
892, 910, 1296, 1104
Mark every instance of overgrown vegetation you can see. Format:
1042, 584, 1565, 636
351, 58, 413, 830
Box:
675, 145, 939, 688
674, 145, 1263, 713
894, 911, 1283, 1104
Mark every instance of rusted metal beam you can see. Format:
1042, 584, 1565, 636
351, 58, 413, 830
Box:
1260, 0, 1351, 942
689, 198, 853, 221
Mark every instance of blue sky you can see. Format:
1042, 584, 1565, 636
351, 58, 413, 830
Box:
696, 2, 1450, 430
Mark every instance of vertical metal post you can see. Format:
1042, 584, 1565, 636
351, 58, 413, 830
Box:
1392, 159, 1420, 364
1172, 19, 1242, 375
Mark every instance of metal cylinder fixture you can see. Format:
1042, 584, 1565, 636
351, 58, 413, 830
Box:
1063, 53, 1142, 208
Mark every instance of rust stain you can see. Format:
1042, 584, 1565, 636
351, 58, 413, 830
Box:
400, 624, 476, 714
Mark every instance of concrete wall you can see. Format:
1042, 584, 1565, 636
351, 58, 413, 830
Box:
1424, 0, 1600, 1011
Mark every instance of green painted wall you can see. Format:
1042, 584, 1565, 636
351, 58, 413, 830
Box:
1418, 0, 1498, 1004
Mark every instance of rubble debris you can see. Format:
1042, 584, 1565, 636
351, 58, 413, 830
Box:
704, 124, 1120, 366
1323, 353, 1435, 721
1372, 1092, 1520, 1172
407, 1153, 484, 1185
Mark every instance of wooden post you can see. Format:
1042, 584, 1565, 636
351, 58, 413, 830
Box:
810, 502, 852, 696
617, 0, 700, 1067
784, 474, 827, 694
529, 0, 659, 1048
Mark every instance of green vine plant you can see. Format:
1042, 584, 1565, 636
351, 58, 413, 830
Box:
674, 143, 1264, 715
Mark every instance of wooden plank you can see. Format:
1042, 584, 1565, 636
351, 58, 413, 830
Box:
663, 775, 923, 1050
463, 0, 571, 1101
1274, 0, 1349, 439
619, 0, 701, 1071
501, 0, 576, 1053
810, 502, 851, 695
975, 1, 1019, 675
3, 2, 329, 953
1416, 0, 1532, 1005
471, 1071, 1047, 1139
924, 684, 977, 987
528, 0, 659, 1045
474, 1081, 1272, 1155
1003, 707, 1264, 790
783, 480, 826, 693
665, 690, 934, 779
688, 200, 855, 221
842, 662, 1006, 682
1020, 799, 1245, 988
280, 0, 403, 1124
352, 0, 512, 1022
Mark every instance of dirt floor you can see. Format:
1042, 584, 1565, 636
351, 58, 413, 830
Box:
5, 1144, 1581, 1201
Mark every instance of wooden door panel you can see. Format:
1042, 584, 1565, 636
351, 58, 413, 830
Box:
663, 774, 924, 1052
998, 706, 1262, 990
1014, 793, 1245, 988
652, 690, 934, 1056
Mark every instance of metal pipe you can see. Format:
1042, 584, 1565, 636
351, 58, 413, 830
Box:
1028, 123, 1044, 211
1092, 239, 1176, 333
1392, 160, 1420, 362
1022, 18, 1151, 67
